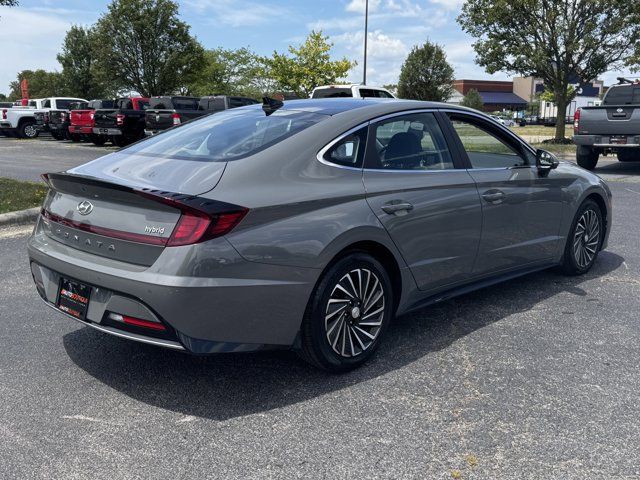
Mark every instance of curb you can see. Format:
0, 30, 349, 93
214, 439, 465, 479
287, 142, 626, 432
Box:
0, 207, 40, 227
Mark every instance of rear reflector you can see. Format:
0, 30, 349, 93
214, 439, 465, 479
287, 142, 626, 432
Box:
108, 312, 166, 331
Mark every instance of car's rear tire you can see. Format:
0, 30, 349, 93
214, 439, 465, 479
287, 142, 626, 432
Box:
617, 148, 640, 162
576, 146, 598, 170
90, 134, 107, 146
560, 199, 603, 276
18, 121, 38, 139
298, 253, 394, 372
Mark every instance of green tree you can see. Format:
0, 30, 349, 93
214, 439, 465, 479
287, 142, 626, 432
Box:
57, 25, 110, 99
0, 1, 19, 5
460, 88, 484, 111
189, 48, 272, 98
8, 70, 65, 100
92, 0, 205, 96
459, 0, 640, 141
265, 31, 355, 98
397, 42, 454, 102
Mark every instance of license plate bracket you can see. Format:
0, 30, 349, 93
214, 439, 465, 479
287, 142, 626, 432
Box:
610, 136, 627, 145
57, 277, 91, 320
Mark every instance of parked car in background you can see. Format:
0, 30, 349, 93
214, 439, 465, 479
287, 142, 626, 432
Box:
311, 84, 395, 99
573, 79, 640, 170
48, 101, 89, 141
518, 115, 539, 127
491, 115, 516, 127
69, 99, 116, 144
1, 98, 47, 138
29, 99, 611, 372
198, 95, 258, 113
33, 97, 88, 138
144, 96, 201, 136
92, 97, 149, 147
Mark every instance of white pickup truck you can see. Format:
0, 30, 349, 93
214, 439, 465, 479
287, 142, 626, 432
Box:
310, 84, 395, 99
0, 97, 86, 139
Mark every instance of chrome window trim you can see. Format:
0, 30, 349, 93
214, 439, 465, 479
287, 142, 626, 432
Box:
316, 121, 371, 171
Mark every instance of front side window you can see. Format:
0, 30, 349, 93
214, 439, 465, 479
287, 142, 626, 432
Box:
323, 127, 367, 168
368, 112, 454, 170
123, 107, 328, 162
450, 116, 528, 168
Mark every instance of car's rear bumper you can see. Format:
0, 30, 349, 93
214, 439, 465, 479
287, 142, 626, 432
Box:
27, 216, 318, 353
93, 127, 122, 136
573, 134, 640, 148
69, 125, 93, 134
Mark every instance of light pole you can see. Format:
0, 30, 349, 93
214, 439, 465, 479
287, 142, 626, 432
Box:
363, 0, 368, 85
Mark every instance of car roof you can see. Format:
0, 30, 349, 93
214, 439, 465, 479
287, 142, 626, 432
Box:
269, 98, 468, 116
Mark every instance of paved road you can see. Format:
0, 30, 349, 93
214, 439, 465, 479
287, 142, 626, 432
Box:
0, 136, 117, 182
1, 179, 640, 477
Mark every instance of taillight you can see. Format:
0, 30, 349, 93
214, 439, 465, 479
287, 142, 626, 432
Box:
167, 209, 248, 247
171, 112, 181, 126
574, 108, 581, 133
1, 109, 6, 120
89, 112, 94, 120
116, 113, 125, 126
61, 112, 67, 121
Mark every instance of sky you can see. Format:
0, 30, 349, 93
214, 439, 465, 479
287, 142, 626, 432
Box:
0, 0, 635, 96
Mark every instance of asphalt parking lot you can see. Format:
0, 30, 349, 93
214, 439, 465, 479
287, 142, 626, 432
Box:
1, 137, 640, 479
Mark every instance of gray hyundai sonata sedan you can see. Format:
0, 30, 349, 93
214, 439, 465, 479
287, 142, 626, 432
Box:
28, 98, 612, 371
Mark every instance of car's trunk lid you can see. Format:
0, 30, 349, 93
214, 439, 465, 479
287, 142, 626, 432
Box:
579, 106, 640, 136
41, 173, 182, 266
145, 109, 175, 131
71, 110, 94, 128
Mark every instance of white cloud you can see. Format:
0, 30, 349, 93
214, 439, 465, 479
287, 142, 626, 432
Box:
0, 8, 73, 93
345, 0, 382, 14
183, 0, 285, 27
429, 0, 464, 11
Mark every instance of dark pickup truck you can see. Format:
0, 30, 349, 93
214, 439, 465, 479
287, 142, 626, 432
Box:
144, 95, 258, 135
93, 97, 150, 147
48, 102, 88, 141
573, 79, 640, 170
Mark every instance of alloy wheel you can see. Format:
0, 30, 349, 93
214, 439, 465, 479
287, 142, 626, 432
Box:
24, 124, 37, 138
573, 208, 600, 269
324, 268, 385, 358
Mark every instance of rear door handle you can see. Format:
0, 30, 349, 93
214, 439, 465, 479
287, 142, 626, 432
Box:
381, 202, 414, 214
481, 190, 506, 204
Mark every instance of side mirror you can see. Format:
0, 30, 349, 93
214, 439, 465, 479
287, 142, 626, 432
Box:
536, 149, 559, 173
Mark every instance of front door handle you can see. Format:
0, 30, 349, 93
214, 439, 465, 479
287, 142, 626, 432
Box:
482, 190, 506, 204
381, 202, 414, 215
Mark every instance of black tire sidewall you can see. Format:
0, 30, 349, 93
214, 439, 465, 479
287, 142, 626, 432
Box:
563, 199, 603, 275
303, 253, 394, 372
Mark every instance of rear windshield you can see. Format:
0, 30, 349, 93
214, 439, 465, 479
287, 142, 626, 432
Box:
56, 99, 77, 110
359, 88, 394, 98
123, 107, 327, 162
312, 88, 352, 98
603, 86, 640, 105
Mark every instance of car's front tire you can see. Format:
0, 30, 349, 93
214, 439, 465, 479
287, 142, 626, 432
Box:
298, 253, 394, 372
560, 199, 603, 275
576, 146, 599, 170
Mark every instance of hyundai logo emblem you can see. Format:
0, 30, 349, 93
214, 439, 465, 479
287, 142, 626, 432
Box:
77, 200, 94, 216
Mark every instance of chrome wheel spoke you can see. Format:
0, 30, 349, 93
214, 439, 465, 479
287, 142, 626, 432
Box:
573, 208, 601, 269
324, 266, 385, 358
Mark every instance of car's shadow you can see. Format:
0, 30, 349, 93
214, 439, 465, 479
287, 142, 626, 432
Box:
63, 251, 624, 421
594, 160, 640, 176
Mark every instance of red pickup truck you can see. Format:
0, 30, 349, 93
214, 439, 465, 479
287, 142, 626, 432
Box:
69, 99, 116, 145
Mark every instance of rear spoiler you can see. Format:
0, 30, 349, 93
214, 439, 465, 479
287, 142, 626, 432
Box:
42, 172, 243, 216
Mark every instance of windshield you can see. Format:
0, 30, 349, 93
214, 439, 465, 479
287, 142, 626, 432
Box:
123, 107, 328, 162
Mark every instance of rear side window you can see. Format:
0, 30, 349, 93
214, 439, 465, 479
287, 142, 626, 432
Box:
173, 98, 199, 110
323, 128, 367, 168
117, 99, 133, 110
149, 98, 169, 109
603, 86, 640, 105
367, 113, 454, 170
42, 100, 51, 108
123, 107, 328, 162
312, 88, 352, 98
229, 97, 258, 108
56, 100, 74, 110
